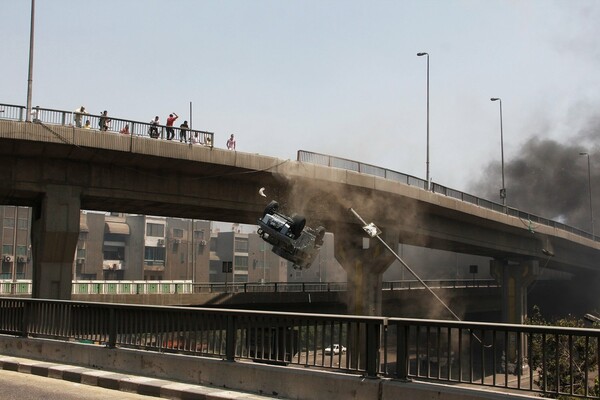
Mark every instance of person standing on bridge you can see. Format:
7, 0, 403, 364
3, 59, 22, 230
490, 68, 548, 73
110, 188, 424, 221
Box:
73, 106, 88, 128
99, 110, 110, 131
226, 134, 236, 150
149, 116, 160, 138
31, 106, 41, 123
166, 112, 178, 140
179, 120, 189, 143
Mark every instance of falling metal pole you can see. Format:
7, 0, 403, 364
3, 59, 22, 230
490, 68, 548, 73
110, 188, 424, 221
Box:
349, 207, 462, 322
25, 0, 35, 122
349, 207, 491, 346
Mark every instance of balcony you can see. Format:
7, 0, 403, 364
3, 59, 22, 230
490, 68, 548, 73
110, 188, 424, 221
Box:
102, 260, 124, 270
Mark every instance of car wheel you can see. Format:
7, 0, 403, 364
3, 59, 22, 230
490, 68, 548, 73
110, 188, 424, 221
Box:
290, 214, 306, 238
264, 200, 279, 215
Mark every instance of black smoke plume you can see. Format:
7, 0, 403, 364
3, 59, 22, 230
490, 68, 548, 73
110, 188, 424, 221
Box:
469, 130, 600, 234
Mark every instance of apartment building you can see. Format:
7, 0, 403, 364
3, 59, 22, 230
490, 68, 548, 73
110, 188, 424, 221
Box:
0, 206, 32, 279
1, 206, 343, 284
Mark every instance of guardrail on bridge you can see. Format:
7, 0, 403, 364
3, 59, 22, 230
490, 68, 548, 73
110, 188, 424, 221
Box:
297, 150, 597, 243
0, 279, 499, 296
0, 103, 215, 147
0, 298, 598, 398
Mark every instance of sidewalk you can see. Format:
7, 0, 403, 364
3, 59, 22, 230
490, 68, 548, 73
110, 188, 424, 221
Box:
0, 355, 280, 400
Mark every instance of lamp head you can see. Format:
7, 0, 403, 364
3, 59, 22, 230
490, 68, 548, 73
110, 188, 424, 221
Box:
490, 98, 500, 102
580, 152, 588, 156
417, 52, 428, 56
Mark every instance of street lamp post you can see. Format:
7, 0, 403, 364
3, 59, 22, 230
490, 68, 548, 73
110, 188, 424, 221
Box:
490, 98, 506, 206
417, 52, 430, 190
25, 0, 36, 122
579, 152, 594, 236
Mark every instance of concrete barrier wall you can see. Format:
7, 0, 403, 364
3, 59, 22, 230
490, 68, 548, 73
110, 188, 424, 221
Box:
0, 335, 536, 400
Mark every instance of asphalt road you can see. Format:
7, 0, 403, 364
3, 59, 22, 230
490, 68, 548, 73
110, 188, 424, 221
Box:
0, 369, 155, 400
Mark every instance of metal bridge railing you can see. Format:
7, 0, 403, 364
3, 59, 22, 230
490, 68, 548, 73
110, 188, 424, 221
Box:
383, 279, 498, 290
0, 103, 214, 147
297, 150, 596, 242
387, 318, 600, 398
0, 279, 498, 296
0, 298, 598, 398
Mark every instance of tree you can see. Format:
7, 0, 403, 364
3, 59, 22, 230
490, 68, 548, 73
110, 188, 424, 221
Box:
527, 305, 599, 398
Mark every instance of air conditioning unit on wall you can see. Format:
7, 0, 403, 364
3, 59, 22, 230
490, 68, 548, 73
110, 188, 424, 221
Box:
17, 256, 27, 263
2, 255, 13, 263
157, 239, 165, 246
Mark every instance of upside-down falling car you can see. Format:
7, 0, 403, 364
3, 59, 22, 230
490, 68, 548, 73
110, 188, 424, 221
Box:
257, 201, 326, 270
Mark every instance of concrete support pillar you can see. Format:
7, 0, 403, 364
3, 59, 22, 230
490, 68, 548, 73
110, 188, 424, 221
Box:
31, 185, 81, 299
490, 258, 539, 374
490, 259, 538, 324
333, 224, 398, 316
331, 223, 397, 372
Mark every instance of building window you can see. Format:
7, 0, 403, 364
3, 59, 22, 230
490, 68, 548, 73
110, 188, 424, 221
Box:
234, 238, 248, 252
104, 246, 124, 260
76, 248, 86, 258
173, 228, 184, 238
146, 223, 165, 237
2, 245, 13, 255
144, 246, 166, 265
194, 230, 205, 240
234, 256, 248, 271
16, 246, 27, 256
17, 219, 28, 230
3, 218, 14, 228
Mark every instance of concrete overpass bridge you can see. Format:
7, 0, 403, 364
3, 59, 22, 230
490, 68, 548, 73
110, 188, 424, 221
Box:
1, 105, 599, 323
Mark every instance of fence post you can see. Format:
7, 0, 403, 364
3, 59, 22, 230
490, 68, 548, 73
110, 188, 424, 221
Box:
130, 122, 135, 150
21, 301, 31, 337
366, 320, 381, 378
225, 314, 236, 361
107, 308, 117, 348
396, 323, 408, 380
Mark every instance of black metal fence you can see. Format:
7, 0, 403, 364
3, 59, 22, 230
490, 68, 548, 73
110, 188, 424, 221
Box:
1, 298, 598, 398
0, 103, 214, 147
1, 279, 498, 296
297, 150, 596, 242
192, 279, 498, 294
388, 318, 600, 398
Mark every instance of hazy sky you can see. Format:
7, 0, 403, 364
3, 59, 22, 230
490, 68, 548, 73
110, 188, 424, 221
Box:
3, 0, 600, 195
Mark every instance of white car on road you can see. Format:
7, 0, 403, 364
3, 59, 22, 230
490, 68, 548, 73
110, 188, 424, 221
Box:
325, 344, 347, 355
